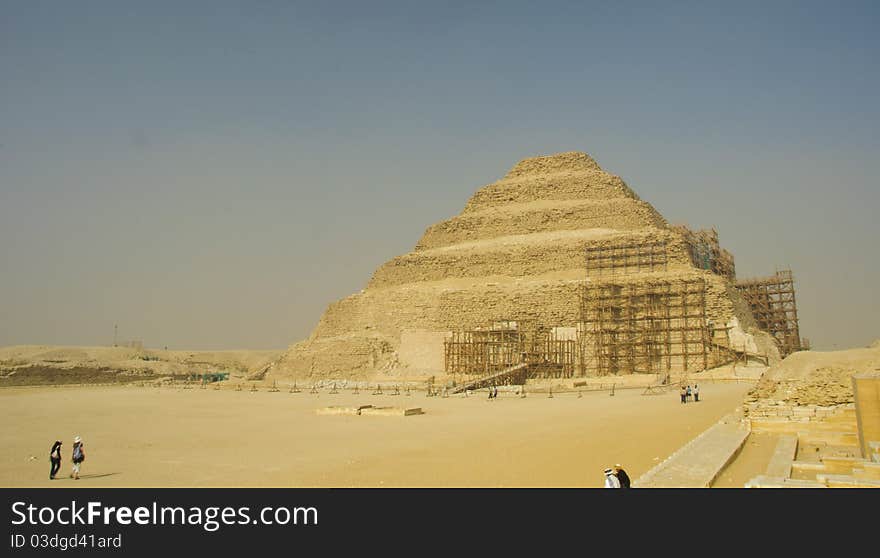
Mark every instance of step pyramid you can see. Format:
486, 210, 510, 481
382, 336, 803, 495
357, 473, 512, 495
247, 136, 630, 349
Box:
269, 152, 773, 380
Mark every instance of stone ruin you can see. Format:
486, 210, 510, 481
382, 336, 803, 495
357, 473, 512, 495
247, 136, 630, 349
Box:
267, 151, 785, 383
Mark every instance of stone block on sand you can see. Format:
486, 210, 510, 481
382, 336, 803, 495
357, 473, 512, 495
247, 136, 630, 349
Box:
359, 406, 424, 417
315, 406, 362, 416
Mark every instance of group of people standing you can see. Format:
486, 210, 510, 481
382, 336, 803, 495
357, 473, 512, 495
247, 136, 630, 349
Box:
487, 385, 499, 399
603, 464, 631, 488
49, 436, 85, 480
679, 384, 699, 404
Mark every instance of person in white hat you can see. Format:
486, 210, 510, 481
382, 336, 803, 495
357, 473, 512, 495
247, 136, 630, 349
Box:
603, 467, 620, 488
70, 436, 85, 480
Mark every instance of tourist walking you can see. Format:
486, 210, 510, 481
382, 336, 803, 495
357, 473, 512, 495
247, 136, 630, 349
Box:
604, 467, 620, 488
693, 384, 700, 402
70, 436, 85, 480
680, 385, 687, 404
614, 464, 631, 488
493, 385, 499, 399
49, 441, 62, 480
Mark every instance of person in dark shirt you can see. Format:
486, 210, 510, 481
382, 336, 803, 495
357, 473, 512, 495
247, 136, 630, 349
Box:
614, 464, 631, 488
49, 441, 62, 480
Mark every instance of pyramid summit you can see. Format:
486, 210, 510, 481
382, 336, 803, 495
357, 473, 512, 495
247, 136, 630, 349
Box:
503, 151, 602, 177
267, 151, 776, 382
422, 151, 665, 250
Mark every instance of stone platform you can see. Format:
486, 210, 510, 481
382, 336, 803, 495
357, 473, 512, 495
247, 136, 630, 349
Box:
633, 413, 750, 488
315, 405, 423, 417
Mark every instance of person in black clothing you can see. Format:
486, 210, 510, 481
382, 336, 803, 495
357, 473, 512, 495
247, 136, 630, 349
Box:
49, 441, 62, 480
614, 464, 631, 488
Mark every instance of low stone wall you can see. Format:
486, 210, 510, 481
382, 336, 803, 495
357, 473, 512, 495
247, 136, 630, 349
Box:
744, 401, 853, 423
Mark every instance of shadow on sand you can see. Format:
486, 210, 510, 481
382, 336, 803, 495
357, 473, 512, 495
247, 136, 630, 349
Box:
57, 472, 121, 481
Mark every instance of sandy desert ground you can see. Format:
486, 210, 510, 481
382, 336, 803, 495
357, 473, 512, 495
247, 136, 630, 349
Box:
0, 381, 754, 488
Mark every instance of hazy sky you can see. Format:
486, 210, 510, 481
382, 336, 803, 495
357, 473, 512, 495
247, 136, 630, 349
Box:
2, 1, 878, 351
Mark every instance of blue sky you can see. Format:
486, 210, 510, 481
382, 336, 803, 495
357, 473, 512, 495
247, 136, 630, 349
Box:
2, 1, 878, 350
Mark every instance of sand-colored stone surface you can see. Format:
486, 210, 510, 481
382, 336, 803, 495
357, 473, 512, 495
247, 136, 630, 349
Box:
0, 382, 752, 487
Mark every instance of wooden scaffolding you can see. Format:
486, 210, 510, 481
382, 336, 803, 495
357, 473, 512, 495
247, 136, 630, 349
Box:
578, 278, 717, 376
735, 269, 803, 357
671, 225, 736, 281
585, 240, 669, 277
444, 320, 576, 380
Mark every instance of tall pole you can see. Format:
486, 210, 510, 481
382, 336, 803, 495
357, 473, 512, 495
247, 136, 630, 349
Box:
114, 324, 118, 347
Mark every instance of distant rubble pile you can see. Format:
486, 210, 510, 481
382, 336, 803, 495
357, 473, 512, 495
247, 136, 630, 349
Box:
749, 367, 856, 407
0, 345, 280, 386
746, 344, 880, 407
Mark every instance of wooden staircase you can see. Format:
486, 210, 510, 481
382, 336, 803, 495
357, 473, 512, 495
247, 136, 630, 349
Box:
449, 363, 531, 394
